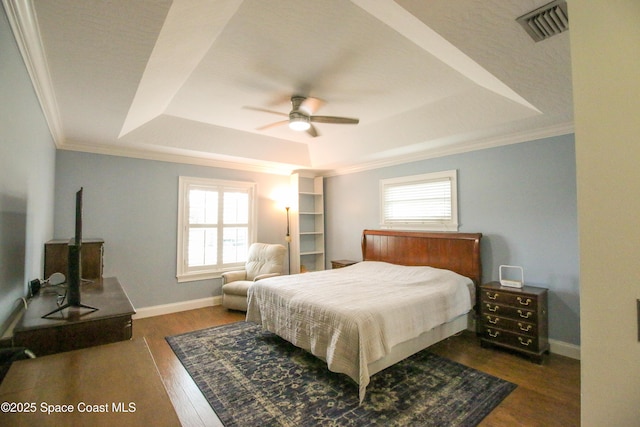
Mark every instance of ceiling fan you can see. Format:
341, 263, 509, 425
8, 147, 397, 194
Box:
244, 96, 359, 137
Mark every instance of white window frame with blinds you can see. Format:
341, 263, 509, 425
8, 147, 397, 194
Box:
176, 176, 257, 283
379, 170, 459, 231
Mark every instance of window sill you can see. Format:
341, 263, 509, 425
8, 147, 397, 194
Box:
177, 271, 222, 283
177, 267, 247, 283
380, 223, 459, 232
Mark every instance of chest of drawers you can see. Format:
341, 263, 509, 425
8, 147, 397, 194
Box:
478, 281, 549, 363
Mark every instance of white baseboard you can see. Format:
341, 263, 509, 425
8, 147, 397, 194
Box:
132, 296, 223, 320
549, 338, 581, 360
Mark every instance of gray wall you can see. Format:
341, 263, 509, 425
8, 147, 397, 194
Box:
325, 135, 579, 346
0, 7, 56, 333
54, 151, 291, 310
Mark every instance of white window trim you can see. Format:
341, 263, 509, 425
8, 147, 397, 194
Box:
177, 176, 257, 283
379, 170, 459, 232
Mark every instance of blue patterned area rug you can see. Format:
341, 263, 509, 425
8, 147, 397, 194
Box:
166, 321, 515, 427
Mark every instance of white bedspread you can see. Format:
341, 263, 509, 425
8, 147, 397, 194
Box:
245, 261, 474, 402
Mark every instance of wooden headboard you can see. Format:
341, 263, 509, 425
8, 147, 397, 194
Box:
361, 229, 483, 287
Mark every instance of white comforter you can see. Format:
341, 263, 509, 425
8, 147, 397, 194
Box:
245, 261, 474, 402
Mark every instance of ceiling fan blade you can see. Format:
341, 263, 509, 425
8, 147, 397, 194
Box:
300, 97, 325, 115
243, 106, 288, 117
266, 93, 295, 107
306, 124, 319, 137
256, 120, 289, 131
310, 115, 359, 125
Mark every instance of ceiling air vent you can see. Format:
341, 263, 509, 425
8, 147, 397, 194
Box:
516, 0, 568, 42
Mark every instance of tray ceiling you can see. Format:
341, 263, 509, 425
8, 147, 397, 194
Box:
5, 0, 573, 175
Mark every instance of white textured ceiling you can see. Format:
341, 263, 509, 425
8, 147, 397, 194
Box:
7, 0, 573, 175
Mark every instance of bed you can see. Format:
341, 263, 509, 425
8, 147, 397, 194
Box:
246, 229, 482, 402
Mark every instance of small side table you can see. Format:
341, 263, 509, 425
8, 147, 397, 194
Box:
478, 281, 549, 363
331, 259, 358, 269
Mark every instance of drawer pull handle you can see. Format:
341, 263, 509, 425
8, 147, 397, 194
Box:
517, 309, 532, 319
518, 337, 533, 346
487, 316, 499, 324
487, 292, 499, 300
488, 330, 500, 338
487, 304, 499, 312
517, 297, 532, 306
518, 322, 532, 332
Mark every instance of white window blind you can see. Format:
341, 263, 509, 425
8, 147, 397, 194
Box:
177, 177, 256, 282
380, 170, 458, 231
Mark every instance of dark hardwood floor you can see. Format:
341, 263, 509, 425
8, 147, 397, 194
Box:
133, 306, 580, 426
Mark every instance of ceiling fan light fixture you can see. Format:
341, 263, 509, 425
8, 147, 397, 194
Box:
289, 113, 310, 131
249, 96, 358, 137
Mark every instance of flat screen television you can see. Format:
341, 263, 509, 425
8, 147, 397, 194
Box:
42, 187, 98, 318
67, 187, 83, 305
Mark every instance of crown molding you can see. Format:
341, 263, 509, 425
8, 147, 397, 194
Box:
58, 121, 574, 178
326, 122, 575, 177
3, 0, 64, 145
58, 140, 297, 176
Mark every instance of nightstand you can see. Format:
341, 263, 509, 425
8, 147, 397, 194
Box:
478, 281, 549, 363
331, 259, 358, 269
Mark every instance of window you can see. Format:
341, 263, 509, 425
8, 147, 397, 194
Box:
380, 170, 458, 231
177, 176, 256, 282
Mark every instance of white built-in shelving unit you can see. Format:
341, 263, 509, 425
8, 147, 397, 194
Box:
289, 173, 325, 273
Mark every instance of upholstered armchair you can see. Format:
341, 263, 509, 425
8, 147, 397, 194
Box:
221, 242, 286, 311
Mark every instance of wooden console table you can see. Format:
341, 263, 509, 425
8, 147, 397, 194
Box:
0, 339, 181, 426
13, 277, 135, 356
